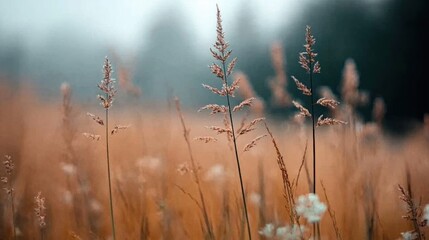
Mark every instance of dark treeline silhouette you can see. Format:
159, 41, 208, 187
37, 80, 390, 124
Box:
231, 0, 428, 124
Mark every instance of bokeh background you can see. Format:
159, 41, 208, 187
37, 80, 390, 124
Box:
1, 0, 428, 130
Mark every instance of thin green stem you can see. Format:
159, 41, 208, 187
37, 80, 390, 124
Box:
105, 107, 116, 240
221, 60, 252, 240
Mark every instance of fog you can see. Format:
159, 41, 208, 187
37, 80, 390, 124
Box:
1, 0, 302, 52
1, 0, 427, 122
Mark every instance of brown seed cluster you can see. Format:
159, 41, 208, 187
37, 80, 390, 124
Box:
34, 192, 47, 228
97, 58, 117, 109
2, 155, 14, 197
111, 125, 130, 135
193, 136, 218, 143
317, 97, 340, 109
293, 26, 346, 128
243, 135, 266, 152
269, 42, 291, 107
292, 101, 311, 118
87, 112, 104, 126
198, 5, 265, 152
317, 115, 347, 127
299, 26, 320, 74
292, 76, 312, 96
341, 59, 368, 107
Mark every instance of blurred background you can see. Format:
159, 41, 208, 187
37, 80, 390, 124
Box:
0, 0, 428, 129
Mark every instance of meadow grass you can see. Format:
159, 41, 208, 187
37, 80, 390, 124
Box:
0, 6, 428, 240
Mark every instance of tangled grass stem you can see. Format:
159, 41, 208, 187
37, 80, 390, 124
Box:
175, 98, 214, 239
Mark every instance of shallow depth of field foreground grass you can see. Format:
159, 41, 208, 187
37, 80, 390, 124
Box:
0, 82, 428, 239
1, 4, 429, 239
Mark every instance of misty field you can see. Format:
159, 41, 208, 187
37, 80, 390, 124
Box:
1, 4, 429, 240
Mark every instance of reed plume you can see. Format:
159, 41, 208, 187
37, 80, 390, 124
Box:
292, 26, 347, 193
118, 63, 141, 98
197, 5, 268, 239
397, 169, 425, 240
84, 57, 122, 239
292, 26, 346, 239
98, 57, 117, 240
269, 42, 291, 107
233, 72, 265, 116
372, 97, 386, 127
340, 59, 368, 108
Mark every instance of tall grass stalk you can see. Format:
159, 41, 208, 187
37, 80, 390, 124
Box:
398, 167, 424, 240
174, 98, 214, 239
264, 122, 300, 227
223, 55, 252, 240
293, 26, 320, 194
105, 103, 116, 240
308, 31, 318, 240
321, 181, 342, 240
97, 57, 117, 239
200, 5, 252, 239
301, 26, 317, 195
292, 25, 319, 238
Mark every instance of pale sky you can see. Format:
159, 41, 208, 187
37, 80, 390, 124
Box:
0, 0, 303, 52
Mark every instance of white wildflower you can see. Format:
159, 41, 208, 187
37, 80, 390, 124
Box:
249, 192, 261, 206
276, 224, 305, 240
79, 182, 91, 194
60, 82, 71, 97
259, 223, 275, 238
401, 231, 418, 240
89, 199, 102, 212
61, 163, 77, 175
295, 193, 327, 223
204, 164, 227, 183
136, 156, 162, 171
62, 190, 73, 205
424, 204, 429, 224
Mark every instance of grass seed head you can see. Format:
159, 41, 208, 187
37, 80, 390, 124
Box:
292, 76, 312, 96
97, 57, 116, 109
3, 155, 14, 175
111, 125, 130, 135
317, 97, 340, 109
86, 112, 104, 126
34, 192, 47, 228
299, 26, 319, 73
82, 132, 101, 141
243, 134, 266, 152
292, 101, 311, 118
194, 136, 218, 143
317, 115, 347, 127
